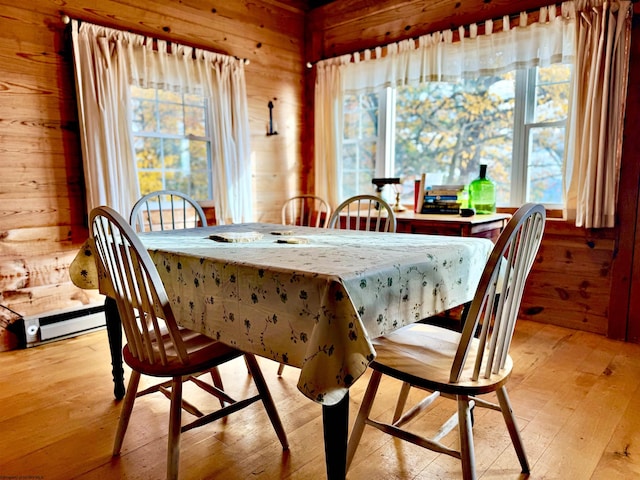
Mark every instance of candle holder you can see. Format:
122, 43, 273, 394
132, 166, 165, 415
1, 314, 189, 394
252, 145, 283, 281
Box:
392, 184, 406, 212
372, 177, 405, 211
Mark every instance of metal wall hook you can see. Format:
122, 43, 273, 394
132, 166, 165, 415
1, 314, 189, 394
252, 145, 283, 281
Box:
267, 100, 278, 136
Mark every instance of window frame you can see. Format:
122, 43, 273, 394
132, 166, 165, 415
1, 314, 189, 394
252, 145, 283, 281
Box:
342, 64, 570, 209
130, 86, 214, 202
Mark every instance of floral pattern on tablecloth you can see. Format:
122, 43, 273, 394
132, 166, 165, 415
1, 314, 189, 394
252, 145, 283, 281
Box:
138, 223, 493, 405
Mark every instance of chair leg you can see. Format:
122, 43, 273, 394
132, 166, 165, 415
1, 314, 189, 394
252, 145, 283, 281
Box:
277, 363, 285, 376
167, 377, 183, 480
244, 354, 289, 450
209, 367, 226, 407
346, 370, 382, 470
496, 386, 530, 473
457, 395, 476, 480
113, 370, 141, 455
392, 381, 412, 423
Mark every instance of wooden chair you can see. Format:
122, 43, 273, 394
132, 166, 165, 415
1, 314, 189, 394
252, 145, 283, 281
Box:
129, 190, 207, 232
346, 203, 545, 480
327, 194, 397, 233
281, 194, 331, 228
90, 206, 288, 480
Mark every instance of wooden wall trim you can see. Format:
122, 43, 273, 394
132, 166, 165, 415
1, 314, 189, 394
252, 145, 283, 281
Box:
609, 13, 640, 342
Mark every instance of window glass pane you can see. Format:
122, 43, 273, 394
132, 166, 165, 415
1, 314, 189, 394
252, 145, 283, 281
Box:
359, 142, 376, 172
342, 182, 357, 199
131, 86, 155, 100
184, 93, 204, 105
343, 143, 357, 171
131, 98, 157, 133
342, 92, 379, 198
130, 86, 212, 201
157, 90, 183, 103
528, 126, 564, 204
135, 137, 162, 169
342, 143, 377, 198
395, 74, 514, 198
189, 141, 211, 199
357, 171, 374, 194
138, 171, 163, 193
533, 64, 571, 123
165, 170, 189, 193
359, 104, 377, 137
189, 141, 209, 170
158, 102, 184, 135
163, 139, 184, 169
185, 106, 206, 136
344, 95, 359, 138
352, 93, 379, 141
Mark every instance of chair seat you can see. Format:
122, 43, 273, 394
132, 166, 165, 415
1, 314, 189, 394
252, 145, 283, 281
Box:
371, 323, 513, 396
123, 329, 243, 378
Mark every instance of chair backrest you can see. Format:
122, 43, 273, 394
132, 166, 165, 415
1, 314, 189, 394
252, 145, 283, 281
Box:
451, 203, 545, 383
281, 195, 331, 228
327, 194, 397, 233
91, 206, 188, 366
129, 190, 207, 232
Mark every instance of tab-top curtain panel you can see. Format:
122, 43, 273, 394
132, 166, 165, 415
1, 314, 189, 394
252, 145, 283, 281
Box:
71, 20, 253, 223
564, 0, 632, 228
70, 21, 140, 216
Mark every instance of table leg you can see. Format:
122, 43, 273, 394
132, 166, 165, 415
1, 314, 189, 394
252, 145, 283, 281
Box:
322, 391, 349, 480
104, 296, 125, 400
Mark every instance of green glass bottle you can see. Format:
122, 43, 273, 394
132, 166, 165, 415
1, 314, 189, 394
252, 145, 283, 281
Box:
469, 164, 496, 214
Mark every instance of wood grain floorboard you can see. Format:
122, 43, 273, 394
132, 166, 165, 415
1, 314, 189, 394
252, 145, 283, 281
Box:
1, 319, 639, 479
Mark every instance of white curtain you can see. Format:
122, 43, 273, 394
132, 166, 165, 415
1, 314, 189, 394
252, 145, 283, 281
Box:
315, 55, 351, 207
315, 4, 576, 209
71, 21, 140, 216
564, 0, 632, 228
342, 7, 575, 93
71, 20, 253, 223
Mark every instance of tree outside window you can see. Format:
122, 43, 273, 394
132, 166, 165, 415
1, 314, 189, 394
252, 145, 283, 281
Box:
342, 63, 571, 207
131, 86, 213, 201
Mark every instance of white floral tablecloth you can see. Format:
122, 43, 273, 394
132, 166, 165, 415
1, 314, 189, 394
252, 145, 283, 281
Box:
134, 223, 493, 405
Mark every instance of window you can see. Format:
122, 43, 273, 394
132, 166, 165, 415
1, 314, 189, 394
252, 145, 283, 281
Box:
342, 63, 572, 207
130, 86, 213, 200
343, 93, 380, 198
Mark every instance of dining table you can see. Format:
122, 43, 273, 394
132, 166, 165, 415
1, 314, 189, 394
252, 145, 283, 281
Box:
71, 221, 494, 479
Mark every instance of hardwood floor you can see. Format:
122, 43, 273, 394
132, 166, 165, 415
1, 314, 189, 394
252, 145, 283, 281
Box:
1, 319, 640, 479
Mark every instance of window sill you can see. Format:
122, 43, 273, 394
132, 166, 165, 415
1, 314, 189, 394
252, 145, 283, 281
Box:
497, 207, 564, 219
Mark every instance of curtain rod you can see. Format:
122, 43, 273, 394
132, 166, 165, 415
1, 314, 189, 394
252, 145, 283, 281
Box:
60, 14, 249, 65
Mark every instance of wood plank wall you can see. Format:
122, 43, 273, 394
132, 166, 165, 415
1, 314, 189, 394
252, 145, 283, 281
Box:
0, 0, 635, 342
0, 0, 308, 320
520, 221, 614, 335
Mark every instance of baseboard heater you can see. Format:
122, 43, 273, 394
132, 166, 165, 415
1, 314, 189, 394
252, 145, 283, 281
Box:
22, 304, 106, 347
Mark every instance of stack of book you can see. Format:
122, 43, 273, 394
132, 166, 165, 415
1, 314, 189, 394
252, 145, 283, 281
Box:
420, 184, 465, 214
